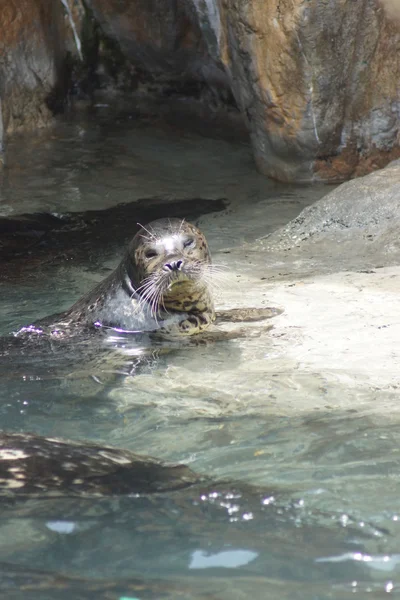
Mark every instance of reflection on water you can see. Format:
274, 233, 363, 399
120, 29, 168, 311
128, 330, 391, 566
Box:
0, 111, 398, 598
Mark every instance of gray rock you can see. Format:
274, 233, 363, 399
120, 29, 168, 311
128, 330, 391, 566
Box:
263, 161, 400, 269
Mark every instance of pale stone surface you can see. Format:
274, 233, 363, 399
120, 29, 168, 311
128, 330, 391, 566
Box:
121, 165, 400, 428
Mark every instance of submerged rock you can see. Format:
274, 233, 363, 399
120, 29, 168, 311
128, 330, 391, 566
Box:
0, 197, 226, 281
0, 431, 385, 593
0, 563, 216, 600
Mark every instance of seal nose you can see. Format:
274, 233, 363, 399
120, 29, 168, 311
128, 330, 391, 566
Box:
164, 259, 183, 272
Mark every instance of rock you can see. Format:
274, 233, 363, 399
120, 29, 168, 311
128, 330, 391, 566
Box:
82, 0, 400, 183
0, 564, 216, 600
85, 0, 230, 95
0, 431, 200, 496
213, 0, 400, 182
264, 159, 400, 266
0, 196, 227, 281
0, 1, 67, 138
0, 431, 383, 592
1, 0, 400, 184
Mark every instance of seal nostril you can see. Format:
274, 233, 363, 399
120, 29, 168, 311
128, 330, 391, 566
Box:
164, 260, 183, 272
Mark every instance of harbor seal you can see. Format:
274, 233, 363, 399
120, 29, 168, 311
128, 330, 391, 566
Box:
10, 217, 282, 362
0, 217, 283, 387
33, 218, 216, 338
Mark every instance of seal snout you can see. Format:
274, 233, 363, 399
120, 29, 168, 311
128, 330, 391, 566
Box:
164, 259, 183, 272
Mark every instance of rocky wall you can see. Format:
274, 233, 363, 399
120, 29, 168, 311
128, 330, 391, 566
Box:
191, 0, 400, 182
1, 0, 400, 184
0, 1, 67, 138
82, 0, 400, 182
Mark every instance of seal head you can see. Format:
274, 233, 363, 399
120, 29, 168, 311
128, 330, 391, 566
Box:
127, 219, 211, 310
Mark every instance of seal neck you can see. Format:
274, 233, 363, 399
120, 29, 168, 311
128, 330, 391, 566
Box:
118, 260, 137, 298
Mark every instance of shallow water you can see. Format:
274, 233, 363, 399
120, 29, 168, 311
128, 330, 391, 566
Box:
0, 109, 399, 599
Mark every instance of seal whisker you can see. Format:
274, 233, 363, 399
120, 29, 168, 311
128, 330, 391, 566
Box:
140, 281, 159, 305
207, 263, 229, 272
136, 273, 168, 302
205, 272, 232, 286
137, 223, 156, 241
202, 272, 232, 294
149, 293, 159, 324
204, 264, 231, 280
159, 289, 169, 316
198, 264, 232, 297
151, 279, 168, 323
135, 276, 157, 295
154, 289, 165, 321
178, 218, 186, 235
139, 273, 168, 322
135, 276, 160, 312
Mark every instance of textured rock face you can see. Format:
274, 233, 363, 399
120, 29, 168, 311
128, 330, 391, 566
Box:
87, 0, 197, 76
83, 0, 400, 182
205, 0, 400, 182
1, 0, 400, 184
0, 1, 67, 137
85, 0, 230, 94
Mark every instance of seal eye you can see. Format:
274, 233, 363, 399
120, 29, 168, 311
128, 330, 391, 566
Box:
183, 238, 195, 249
145, 249, 158, 259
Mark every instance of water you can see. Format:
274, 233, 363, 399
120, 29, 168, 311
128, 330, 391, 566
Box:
0, 108, 399, 598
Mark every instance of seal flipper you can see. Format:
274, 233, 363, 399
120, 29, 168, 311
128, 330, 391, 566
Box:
180, 322, 274, 345
215, 306, 283, 323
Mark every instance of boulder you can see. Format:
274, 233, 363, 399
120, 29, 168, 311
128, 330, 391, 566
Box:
0, 1, 67, 137
264, 159, 400, 268
216, 0, 400, 182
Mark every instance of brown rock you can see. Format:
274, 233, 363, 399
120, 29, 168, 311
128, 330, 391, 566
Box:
85, 0, 400, 182
212, 0, 400, 182
0, 0, 399, 184
0, 1, 67, 137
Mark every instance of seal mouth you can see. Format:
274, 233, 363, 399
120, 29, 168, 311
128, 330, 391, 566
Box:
166, 272, 190, 290
135, 261, 211, 319
162, 263, 205, 291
